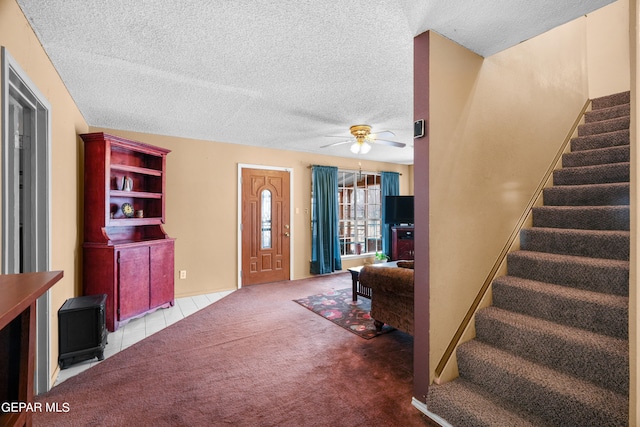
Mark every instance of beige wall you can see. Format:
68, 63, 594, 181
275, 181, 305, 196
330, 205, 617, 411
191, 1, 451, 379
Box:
0, 0, 89, 385
90, 128, 412, 297
587, 0, 631, 98
427, 0, 631, 383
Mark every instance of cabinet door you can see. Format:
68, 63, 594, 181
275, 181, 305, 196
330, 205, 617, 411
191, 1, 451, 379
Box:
397, 240, 414, 260
391, 227, 414, 260
118, 246, 150, 319
150, 241, 174, 308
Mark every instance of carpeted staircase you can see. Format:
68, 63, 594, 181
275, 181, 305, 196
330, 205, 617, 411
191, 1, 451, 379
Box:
426, 91, 630, 426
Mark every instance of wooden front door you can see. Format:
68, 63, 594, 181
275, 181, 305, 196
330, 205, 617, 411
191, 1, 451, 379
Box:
241, 168, 290, 285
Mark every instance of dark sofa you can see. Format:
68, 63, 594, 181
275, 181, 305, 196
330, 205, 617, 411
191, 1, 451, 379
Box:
358, 262, 414, 335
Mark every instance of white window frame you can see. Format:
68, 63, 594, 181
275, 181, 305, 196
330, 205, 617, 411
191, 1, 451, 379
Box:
337, 169, 382, 258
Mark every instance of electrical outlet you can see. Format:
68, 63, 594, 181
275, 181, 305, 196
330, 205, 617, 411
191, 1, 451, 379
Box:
179, 270, 187, 279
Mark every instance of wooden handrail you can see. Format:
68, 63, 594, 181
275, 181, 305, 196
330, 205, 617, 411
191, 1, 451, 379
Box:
433, 99, 592, 379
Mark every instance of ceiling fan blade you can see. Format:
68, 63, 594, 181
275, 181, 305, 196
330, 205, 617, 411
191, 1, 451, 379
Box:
370, 130, 396, 139
375, 139, 406, 148
321, 139, 352, 148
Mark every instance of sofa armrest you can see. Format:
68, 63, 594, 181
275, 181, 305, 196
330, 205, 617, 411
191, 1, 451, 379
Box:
359, 266, 414, 296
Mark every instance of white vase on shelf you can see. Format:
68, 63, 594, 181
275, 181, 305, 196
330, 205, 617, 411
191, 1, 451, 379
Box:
122, 176, 133, 191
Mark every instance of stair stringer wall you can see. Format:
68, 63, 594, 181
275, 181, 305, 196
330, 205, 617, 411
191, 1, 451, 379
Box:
433, 104, 590, 385
427, 91, 630, 427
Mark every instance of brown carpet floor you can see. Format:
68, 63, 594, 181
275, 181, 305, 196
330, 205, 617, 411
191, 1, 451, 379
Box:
35, 273, 432, 426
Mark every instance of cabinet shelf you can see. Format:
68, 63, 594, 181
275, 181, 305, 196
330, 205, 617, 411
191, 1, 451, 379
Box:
109, 217, 164, 226
81, 132, 174, 332
111, 190, 163, 199
111, 164, 162, 177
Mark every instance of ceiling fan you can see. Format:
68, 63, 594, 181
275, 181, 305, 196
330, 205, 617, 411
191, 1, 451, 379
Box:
321, 124, 406, 154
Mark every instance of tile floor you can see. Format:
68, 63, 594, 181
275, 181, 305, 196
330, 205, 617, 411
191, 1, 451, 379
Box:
54, 290, 235, 386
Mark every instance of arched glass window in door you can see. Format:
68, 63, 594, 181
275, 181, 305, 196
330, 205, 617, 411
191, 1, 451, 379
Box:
261, 189, 272, 249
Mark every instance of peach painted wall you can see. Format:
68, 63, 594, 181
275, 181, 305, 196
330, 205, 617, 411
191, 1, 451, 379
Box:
0, 0, 89, 386
89, 128, 412, 297
429, 25, 586, 381
587, 0, 631, 99
427, 0, 631, 384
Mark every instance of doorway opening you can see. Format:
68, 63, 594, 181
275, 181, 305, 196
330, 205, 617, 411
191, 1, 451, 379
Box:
1, 47, 52, 394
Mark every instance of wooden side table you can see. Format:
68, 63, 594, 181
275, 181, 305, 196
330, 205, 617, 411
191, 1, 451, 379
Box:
347, 262, 399, 301
347, 266, 371, 302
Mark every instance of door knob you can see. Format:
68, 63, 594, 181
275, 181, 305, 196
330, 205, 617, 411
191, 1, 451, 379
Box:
284, 232, 290, 237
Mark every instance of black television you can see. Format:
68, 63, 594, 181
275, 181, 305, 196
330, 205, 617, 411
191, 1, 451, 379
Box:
384, 195, 414, 224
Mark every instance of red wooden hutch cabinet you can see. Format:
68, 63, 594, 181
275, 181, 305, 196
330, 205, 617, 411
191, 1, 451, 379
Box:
81, 132, 175, 331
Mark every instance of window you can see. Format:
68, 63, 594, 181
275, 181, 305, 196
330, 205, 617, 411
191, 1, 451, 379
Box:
337, 169, 382, 256
260, 189, 272, 249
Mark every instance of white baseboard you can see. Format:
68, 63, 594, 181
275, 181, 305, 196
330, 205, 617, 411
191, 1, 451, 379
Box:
411, 397, 452, 427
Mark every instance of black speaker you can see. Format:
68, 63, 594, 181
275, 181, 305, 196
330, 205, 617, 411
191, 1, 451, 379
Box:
58, 294, 108, 369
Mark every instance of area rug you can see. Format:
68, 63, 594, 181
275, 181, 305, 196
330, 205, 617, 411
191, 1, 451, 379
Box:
294, 288, 394, 339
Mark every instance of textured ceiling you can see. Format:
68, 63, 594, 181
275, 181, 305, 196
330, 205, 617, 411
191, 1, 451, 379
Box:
17, 0, 615, 165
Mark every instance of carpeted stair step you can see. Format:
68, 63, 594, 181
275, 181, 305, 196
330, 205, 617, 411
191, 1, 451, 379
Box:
506, 250, 628, 296
552, 162, 629, 185
571, 129, 629, 151
475, 307, 628, 394
543, 182, 629, 206
584, 103, 630, 123
562, 144, 629, 167
578, 115, 629, 137
427, 378, 547, 427
456, 340, 628, 426
591, 91, 630, 110
533, 206, 629, 231
520, 227, 629, 260
492, 275, 628, 339
532, 205, 629, 231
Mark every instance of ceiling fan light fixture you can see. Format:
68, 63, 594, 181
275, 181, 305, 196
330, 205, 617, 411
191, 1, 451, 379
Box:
350, 141, 372, 154
349, 125, 373, 154
323, 123, 404, 153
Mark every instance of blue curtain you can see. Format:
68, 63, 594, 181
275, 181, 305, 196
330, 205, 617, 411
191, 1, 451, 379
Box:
310, 166, 342, 274
381, 171, 400, 256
